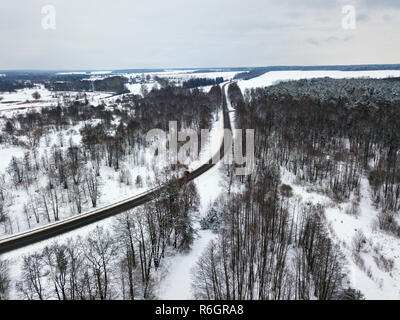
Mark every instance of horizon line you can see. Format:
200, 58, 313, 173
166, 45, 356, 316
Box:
1, 63, 400, 73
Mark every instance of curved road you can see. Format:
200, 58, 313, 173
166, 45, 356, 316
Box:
0, 83, 232, 254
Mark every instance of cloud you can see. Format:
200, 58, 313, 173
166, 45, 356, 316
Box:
357, 13, 369, 22
306, 38, 320, 46
0, 0, 399, 69
306, 35, 354, 46
360, 0, 400, 8
382, 14, 394, 22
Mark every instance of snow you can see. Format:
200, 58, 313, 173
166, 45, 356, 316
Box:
237, 70, 400, 91
156, 229, 216, 300
90, 71, 112, 75
125, 82, 159, 96
0, 80, 230, 299
161, 71, 239, 86
121, 70, 240, 87
0, 84, 56, 111
55, 72, 88, 75
0, 147, 25, 173
0, 84, 113, 113
0, 84, 225, 241
1, 137, 158, 299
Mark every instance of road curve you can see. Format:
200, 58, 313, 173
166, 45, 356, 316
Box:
0, 83, 232, 254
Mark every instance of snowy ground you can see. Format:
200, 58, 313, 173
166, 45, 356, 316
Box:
0, 84, 112, 113
0, 147, 25, 173
158, 71, 239, 83
125, 82, 160, 96
237, 70, 400, 92
0, 84, 56, 111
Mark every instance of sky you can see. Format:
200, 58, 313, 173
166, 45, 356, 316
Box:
0, 0, 399, 70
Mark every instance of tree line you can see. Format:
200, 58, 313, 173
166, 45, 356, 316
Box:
182, 77, 224, 88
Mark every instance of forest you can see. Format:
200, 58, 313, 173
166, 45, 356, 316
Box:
0, 78, 34, 92
182, 77, 224, 88
1, 76, 399, 300
45, 76, 130, 94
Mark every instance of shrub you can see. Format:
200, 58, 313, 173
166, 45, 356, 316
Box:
352, 230, 367, 254
200, 207, 223, 232
378, 211, 400, 237
280, 184, 293, 198
337, 288, 365, 300
135, 175, 143, 188
345, 200, 360, 216
32, 91, 41, 100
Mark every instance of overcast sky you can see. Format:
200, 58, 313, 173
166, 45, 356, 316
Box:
1, 0, 399, 70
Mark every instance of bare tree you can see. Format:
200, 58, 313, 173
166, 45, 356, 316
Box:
78, 226, 118, 300
84, 167, 100, 208
16, 253, 46, 300
0, 258, 10, 300
113, 212, 138, 300
42, 244, 69, 300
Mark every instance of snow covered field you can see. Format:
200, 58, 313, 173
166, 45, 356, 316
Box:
0, 85, 56, 111
125, 82, 160, 96
237, 70, 400, 91
122, 70, 240, 87
0, 84, 112, 113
